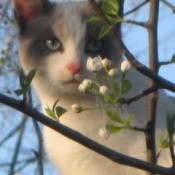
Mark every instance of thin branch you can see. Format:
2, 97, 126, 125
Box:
32, 120, 44, 175
0, 94, 175, 174
0, 158, 35, 167
124, 0, 150, 16
88, 0, 175, 93
145, 1, 160, 171
123, 20, 146, 28
159, 60, 173, 67
160, 0, 175, 13
122, 85, 161, 105
8, 117, 27, 175
0, 123, 21, 146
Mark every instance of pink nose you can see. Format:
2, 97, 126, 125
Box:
66, 63, 83, 75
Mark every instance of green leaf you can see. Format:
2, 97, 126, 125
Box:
102, 0, 119, 16
45, 107, 57, 120
159, 134, 175, 149
120, 79, 132, 95
52, 99, 60, 111
104, 95, 117, 104
55, 106, 67, 118
87, 17, 103, 25
19, 70, 26, 88
106, 123, 123, 133
99, 25, 109, 39
166, 112, 175, 135
26, 69, 36, 87
106, 110, 123, 123
106, 15, 123, 25
124, 115, 134, 128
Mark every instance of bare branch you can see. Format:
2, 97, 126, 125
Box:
0, 93, 175, 174
160, 0, 175, 13
124, 0, 150, 16
123, 85, 161, 105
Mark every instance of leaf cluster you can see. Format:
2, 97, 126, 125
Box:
106, 110, 134, 133
45, 99, 67, 121
14, 69, 36, 100
88, 0, 122, 39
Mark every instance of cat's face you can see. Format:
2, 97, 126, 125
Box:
14, 0, 120, 98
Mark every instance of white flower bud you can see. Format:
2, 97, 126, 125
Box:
98, 128, 110, 140
71, 104, 83, 113
82, 79, 93, 89
99, 86, 109, 95
108, 68, 118, 77
121, 60, 131, 73
102, 58, 112, 69
78, 83, 87, 93
86, 56, 102, 72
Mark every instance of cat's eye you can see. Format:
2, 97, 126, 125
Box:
85, 39, 103, 54
45, 39, 62, 52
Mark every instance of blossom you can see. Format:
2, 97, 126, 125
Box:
78, 83, 87, 93
98, 127, 110, 140
121, 60, 131, 73
99, 86, 109, 95
102, 58, 112, 69
108, 68, 118, 77
71, 104, 83, 113
79, 79, 93, 93
86, 56, 103, 72
82, 79, 93, 89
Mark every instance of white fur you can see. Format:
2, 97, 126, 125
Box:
17, 2, 175, 175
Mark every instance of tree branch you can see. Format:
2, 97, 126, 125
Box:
124, 0, 150, 16
123, 85, 161, 105
145, 1, 160, 171
0, 93, 175, 174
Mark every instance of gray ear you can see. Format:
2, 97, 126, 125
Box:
13, 0, 51, 30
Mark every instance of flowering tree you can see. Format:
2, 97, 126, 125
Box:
0, 0, 175, 175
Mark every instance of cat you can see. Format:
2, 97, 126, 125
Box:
13, 0, 175, 175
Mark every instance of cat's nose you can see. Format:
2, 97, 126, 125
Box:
66, 63, 83, 75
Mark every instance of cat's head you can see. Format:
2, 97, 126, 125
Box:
13, 0, 121, 99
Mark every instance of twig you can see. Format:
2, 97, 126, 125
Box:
124, 0, 150, 16
0, 157, 36, 167
8, 116, 27, 175
0, 123, 21, 146
32, 120, 44, 175
160, 0, 175, 13
159, 60, 173, 67
0, 94, 175, 174
123, 20, 146, 28
123, 85, 161, 105
145, 1, 160, 172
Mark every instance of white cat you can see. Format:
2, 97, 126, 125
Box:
13, 0, 174, 174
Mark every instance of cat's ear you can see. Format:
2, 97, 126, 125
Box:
13, 0, 50, 24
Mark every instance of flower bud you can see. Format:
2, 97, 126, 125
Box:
71, 104, 83, 113
78, 83, 87, 93
102, 58, 112, 69
108, 68, 118, 77
82, 79, 93, 89
121, 60, 131, 73
86, 56, 102, 72
98, 127, 110, 140
99, 86, 109, 95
